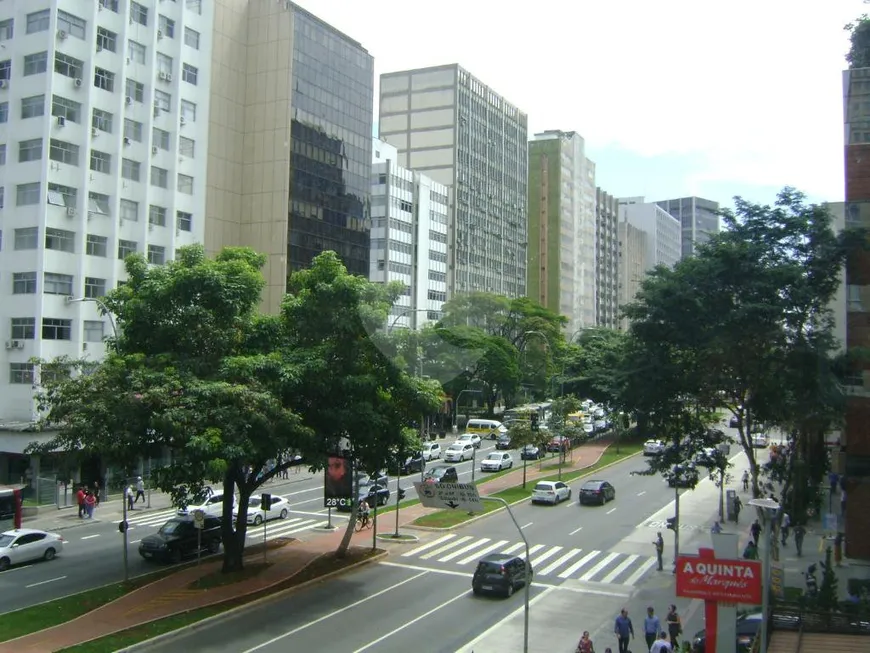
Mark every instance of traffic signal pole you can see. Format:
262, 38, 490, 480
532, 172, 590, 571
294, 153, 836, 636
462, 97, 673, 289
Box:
672, 484, 680, 571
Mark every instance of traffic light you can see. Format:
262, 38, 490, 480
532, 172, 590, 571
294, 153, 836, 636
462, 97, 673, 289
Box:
666, 516, 677, 531
530, 413, 539, 432
261, 493, 271, 510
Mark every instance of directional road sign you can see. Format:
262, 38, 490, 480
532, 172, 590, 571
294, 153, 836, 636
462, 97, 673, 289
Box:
193, 508, 206, 529
413, 482, 483, 512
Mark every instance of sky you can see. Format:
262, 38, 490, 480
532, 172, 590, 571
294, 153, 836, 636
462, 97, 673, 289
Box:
295, 0, 865, 211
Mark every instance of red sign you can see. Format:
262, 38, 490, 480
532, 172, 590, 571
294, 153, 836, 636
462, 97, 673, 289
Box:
675, 554, 762, 604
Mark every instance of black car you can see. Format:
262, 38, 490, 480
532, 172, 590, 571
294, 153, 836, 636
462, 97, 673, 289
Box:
422, 465, 459, 484
337, 474, 391, 511
139, 515, 222, 563
520, 445, 541, 460
692, 612, 762, 652
729, 415, 740, 428
472, 553, 532, 598
397, 452, 425, 475
579, 480, 616, 505
495, 433, 512, 450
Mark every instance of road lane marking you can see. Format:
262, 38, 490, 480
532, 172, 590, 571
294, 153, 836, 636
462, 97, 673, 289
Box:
80, 534, 101, 540
538, 548, 583, 576
25, 576, 67, 588
530, 545, 563, 568
438, 538, 491, 563
240, 570, 430, 653
0, 565, 32, 575
558, 550, 601, 579
352, 589, 469, 652
579, 551, 620, 581
569, 525, 583, 535
420, 536, 473, 560
455, 585, 557, 653
520, 522, 533, 530
637, 491, 647, 496
456, 539, 509, 565
401, 534, 456, 557
607, 508, 617, 514
525, 544, 545, 558
623, 556, 658, 586
130, 539, 141, 544
600, 554, 639, 584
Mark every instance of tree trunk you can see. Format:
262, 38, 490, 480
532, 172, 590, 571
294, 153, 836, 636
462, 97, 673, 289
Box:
221, 469, 247, 573
335, 472, 360, 559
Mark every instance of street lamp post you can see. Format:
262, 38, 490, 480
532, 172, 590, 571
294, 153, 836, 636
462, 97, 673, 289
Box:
453, 389, 481, 432
67, 296, 119, 339
748, 497, 781, 653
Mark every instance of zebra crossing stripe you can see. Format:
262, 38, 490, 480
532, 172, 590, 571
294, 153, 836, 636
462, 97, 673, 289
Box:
557, 550, 600, 579
530, 545, 563, 568
456, 540, 509, 565
500, 542, 525, 555
600, 554, 639, 584
623, 556, 658, 586
246, 518, 309, 539
421, 536, 473, 560
262, 519, 319, 538
579, 551, 620, 581
538, 548, 583, 576
402, 534, 457, 558
438, 538, 491, 563
525, 544, 546, 559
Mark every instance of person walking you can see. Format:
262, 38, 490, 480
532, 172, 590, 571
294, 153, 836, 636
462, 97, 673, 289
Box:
76, 486, 86, 519
613, 609, 634, 653
733, 494, 742, 523
780, 512, 791, 547
135, 476, 146, 503
742, 469, 750, 492
743, 540, 759, 560
750, 519, 762, 546
93, 480, 101, 507
834, 532, 844, 567
643, 606, 661, 651
649, 631, 673, 652
794, 523, 807, 557
126, 484, 135, 511
666, 605, 682, 647
84, 490, 96, 519
575, 630, 595, 653
653, 532, 665, 571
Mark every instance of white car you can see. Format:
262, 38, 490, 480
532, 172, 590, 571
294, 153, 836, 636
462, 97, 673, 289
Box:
531, 481, 572, 505
752, 433, 769, 448
178, 488, 236, 518
444, 443, 475, 462
0, 528, 65, 570
593, 407, 605, 419
480, 452, 514, 472
421, 443, 441, 461
236, 494, 290, 525
644, 439, 666, 456
456, 433, 482, 449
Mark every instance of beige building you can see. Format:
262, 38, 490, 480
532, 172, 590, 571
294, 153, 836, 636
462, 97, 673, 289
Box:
617, 221, 648, 329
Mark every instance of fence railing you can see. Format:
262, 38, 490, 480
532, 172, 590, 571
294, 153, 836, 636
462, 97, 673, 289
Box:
771, 602, 870, 635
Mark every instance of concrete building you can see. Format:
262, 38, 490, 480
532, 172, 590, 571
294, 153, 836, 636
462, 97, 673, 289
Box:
618, 198, 681, 271
595, 188, 619, 329
655, 196, 720, 258
617, 220, 648, 330
370, 138, 448, 329
378, 64, 528, 298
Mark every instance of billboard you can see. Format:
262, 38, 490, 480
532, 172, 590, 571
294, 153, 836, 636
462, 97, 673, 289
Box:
324, 456, 353, 509
675, 555, 762, 604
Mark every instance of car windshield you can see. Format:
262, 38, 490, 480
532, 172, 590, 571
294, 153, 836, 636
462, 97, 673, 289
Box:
534, 483, 552, 491
459, 435, 472, 440
523, 444, 536, 450
158, 520, 185, 535
477, 560, 503, 573
487, 454, 502, 460
447, 445, 462, 451
0, 534, 15, 547
247, 497, 261, 508
581, 482, 602, 490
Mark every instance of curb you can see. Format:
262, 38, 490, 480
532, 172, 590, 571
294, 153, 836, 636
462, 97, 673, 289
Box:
408, 448, 643, 531
376, 533, 420, 543
111, 548, 389, 653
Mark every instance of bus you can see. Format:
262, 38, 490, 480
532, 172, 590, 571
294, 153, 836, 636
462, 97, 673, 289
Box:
0, 486, 23, 532
503, 402, 554, 427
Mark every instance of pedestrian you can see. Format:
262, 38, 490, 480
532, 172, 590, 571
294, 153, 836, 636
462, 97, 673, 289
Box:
643, 606, 661, 650
126, 484, 135, 511
93, 480, 101, 506
841, 489, 847, 516
711, 521, 722, 534
794, 523, 806, 557
649, 631, 673, 652
135, 476, 146, 503
742, 540, 759, 560
666, 604, 682, 646
834, 532, 844, 567
84, 490, 96, 519
733, 495, 742, 523
653, 532, 665, 571
76, 486, 86, 519
750, 519, 761, 546
780, 512, 791, 546
613, 608, 634, 653
742, 469, 750, 492
575, 630, 594, 653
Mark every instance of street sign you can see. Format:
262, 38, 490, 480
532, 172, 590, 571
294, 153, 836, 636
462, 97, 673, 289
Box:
413, 482, 483, 512
823, 512, 838, 532
193, 508, 205, 529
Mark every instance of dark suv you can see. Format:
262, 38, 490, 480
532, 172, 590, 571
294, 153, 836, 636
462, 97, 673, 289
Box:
422, 465, 459, 484
495, 433, 512, 450
472, 553, 532, 598
139, 515, 222, 563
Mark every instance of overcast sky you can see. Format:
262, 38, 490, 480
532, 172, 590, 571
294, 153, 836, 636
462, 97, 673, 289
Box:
296, 0, 863, 209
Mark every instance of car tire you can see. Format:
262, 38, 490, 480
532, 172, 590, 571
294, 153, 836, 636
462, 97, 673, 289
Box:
0, 557, 9, 571
280, 509, 288, 519
208, 539, 221, 554
170, 547, 182, 564
506, 583, 515, 598
43, 547, 56, 561
600, 495, 606, 506
253, 514, 263, 526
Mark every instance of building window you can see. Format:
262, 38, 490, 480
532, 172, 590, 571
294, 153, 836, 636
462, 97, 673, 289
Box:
156, 53, 172, 76
159, 15, 175, 38
181, 100, 196, 122
21, 95, 45, 119
19, 138, 43, 163
177, 174, 193, 194
184, 27, 200, 49
151, 166, 168, 188
90, 150, 111, 174
26, 10, 50, 35
130, 2, 148, 26
45, 228, 75, 253
96, 27, 117, 53
83, 321, 105, 343
147, 245, 166, 265
149, 205, 167, 226
0, 102, 6, 123
126, 79, 145, 103
12, 272, 37, 294
154, 90, 171, 111
127, 41, 146, 65
47, 183, 76, 207
0, 19, 12, 42
50, 139, 80, 166
182, 63, 198, 85
119, 199, 138, 221
16, 183, 40, 206
124, 119, 143, 142
11, 318, 36, 340
43, 318, 73, 341
44, 272, 74, 295
52, 95, 81, 123
23, 51, 48, 76
0, 59, 8, 81
92, 108, 113, 133
118, 239, 138, 259
121, 159, 141, 182
0, 144, 5, 165
10, 363, 35, 384
57, 10, 87, 40
153, 127, 170, 150
99, 0, 119, 13
176, 211, 192, 232
88, 191, 110, 215
55, 52, 84, 79
86, 234, 108, 257
428, 270, 447, 283
84, 277, 106, 299
179, 136, 194, 157
94, 67, 115, 92
186, 0, 203, 15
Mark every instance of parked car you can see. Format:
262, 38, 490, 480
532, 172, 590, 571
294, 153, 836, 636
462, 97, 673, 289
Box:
357, 473, 390, 507
531, 481, 571, 505
465, 419, 508, 440
546, 435, 570, 453
0, 528, 65, 571
421, 443, 441, 461
422, 465, 459, 484
177, 488, 235, 518
579, 480, 616, 506
752, 433, 769, 448
139, 516, 222, 563
644, 439, 666, 456
729, 415, 740, 428
456, 433, 482, 449
495, 433, 512, 450
520, 444, 541, 460
692, 612, 762, 653
694, 447, 720, 468
236, 494, 290, 525
394, 451, 425, 475
444, 443, 475, 462
667, 463, 700, 488
472, 553, 532, 598
480, 452, 514, 472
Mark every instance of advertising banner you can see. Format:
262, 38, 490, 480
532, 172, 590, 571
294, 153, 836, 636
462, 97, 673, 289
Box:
676, 555, 762, 604
324, 455, 353, 509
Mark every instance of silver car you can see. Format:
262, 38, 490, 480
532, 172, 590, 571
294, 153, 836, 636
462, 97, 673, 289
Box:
0, 528, 65, 571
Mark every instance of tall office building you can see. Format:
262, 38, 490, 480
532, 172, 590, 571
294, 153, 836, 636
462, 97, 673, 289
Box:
655, 196, 719, 258
618, 198, 681, 271
617, 220, 648, 330
378, 64, 528, 298
527, 130, 596, 335
370, 138, 449, 329
595, 188, 619, 329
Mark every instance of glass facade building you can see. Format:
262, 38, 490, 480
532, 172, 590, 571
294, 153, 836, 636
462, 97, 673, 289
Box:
654, 196, 719, 258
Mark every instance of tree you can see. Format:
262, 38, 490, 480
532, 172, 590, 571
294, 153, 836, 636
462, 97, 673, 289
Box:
568, 328, 629, 407
505, 422, 546, 489
845, 14, 870, 69
816, 546, 839, 612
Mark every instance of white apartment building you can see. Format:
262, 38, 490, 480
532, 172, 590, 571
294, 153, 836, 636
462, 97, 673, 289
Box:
0, 0, 211, 430
370, 138, 448, 329
618, 198, 681, 271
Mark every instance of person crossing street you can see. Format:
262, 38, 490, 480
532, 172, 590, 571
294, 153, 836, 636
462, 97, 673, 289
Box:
653, 532, 664, 571
643, 606, 661, 651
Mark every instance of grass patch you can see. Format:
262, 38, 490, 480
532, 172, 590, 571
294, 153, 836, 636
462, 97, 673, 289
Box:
57, 548, 381, 653
189, 562, 272, 590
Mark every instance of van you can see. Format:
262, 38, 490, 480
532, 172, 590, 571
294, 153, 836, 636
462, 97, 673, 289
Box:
465, 419, 507, 440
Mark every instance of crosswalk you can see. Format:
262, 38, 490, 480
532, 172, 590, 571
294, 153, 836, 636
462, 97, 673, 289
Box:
123, 508, 330, 541
400, 534, 658, 588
